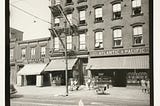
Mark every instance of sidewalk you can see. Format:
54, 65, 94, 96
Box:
14, 85, 150, 101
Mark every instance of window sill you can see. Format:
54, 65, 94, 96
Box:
65, 2, 74, 6
94, 20, 104, 23
94, 48, 104, 50
77, 0, 87, 3
78, 23, 87, 27
131, 13, 144, 17
132, 44, 145, 47
112, 46, 123, 49
112, 17, 123, 21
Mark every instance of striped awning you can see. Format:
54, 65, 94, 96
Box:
86, 56, 149, 70
44, 58, 78, 71
17, 64, 47, 75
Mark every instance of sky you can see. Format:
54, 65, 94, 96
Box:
10, 0, 51, 40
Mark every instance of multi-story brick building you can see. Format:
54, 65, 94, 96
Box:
10, 28, 51, 86
47, 0, 150, 86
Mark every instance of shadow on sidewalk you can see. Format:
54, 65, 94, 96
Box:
10, 94, 24, 99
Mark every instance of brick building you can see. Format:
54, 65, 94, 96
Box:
10, 28, 51, 86
48, 0, 150, 86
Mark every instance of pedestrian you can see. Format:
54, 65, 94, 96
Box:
70, 78, 74, 91
87, 78, 91, 90
146, 79, 150, 94
141, 79, 147, 93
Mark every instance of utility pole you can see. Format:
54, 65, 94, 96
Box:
64, 21, 68, 96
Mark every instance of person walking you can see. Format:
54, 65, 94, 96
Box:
87, 78, 91, 90
141, 79, 147, 93
146, 79, 150, 94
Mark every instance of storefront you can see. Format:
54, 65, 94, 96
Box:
87, 47, 150, 87
17, 63, 47, 87
44, 58, 79, 86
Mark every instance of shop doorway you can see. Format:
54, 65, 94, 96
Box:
26, 75, 36, 85
112, 70, 127, 87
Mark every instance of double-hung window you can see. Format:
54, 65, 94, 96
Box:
55, 0, 60, 5
95, 7, 103, 22
113, 29, 122, 47
21, 48, 26, 60
79, 10, 86, 25
132, 0, 142, 16
10, 49, 14, 60
79, 33, 86, 50
54, 17, 60, 26
41, 46, 46, 57
95, 31, 103, 48
54, 37, 59, 50
133, 26, 143, 45
67, 14, 72, 25
67, 36, 72, 50
31, 47, 36, 58
112, 3, 121, 19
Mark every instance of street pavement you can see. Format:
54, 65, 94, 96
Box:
10, 85, 150, 106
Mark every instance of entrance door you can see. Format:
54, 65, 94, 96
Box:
112, 70, 127, 87
26, 75, 36, 85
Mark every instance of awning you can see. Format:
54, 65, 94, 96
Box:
44, 58, 78, 71
17, 64, 47, 75
86, 56, 149, 70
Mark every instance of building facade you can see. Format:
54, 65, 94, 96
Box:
48, 0, 150, 86
10, 29, 52, 86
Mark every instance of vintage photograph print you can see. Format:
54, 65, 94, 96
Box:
8, 0, 153, 106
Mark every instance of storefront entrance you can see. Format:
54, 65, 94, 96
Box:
26, 75, 36, 85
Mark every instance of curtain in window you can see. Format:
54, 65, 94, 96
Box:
95, 8, 102, 18
80, 10, 85, 21
113, 29, 122, 37
132, 0, 141, 8
133, 26, 142, 35
113, 3, 121, 12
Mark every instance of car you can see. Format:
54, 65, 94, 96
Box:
10, 84, 17, 95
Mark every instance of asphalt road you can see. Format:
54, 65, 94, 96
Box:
10, 94, 150, 106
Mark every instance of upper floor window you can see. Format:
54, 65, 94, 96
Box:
79, 10, 86, 25
54, 17, 60, 26
95, 31, 103, 49
133, 26, 143, 45
54, 37, 59, 50
31, 47, 36, 58
21, 48, 26, 60
10, 49, 14, 60
55, 0, 60, 5
66, 0, 73, 5
113, 29, 122, 47
79, 33, 86, 50
132, 0, 142, 16
95, 7, 103, 23
41, 46, 46, 57
67, 36, 72, 50
67, 14, 72, 24
112, 3, 121, 20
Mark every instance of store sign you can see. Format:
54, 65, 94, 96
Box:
27, 58, 44, 63
90, 47, 149, 57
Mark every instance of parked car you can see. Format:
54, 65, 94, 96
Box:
10, 84, 17, 95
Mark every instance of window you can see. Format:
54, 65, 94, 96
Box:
67, 36, 72, 50
79, 33, 86, 50
67, 14, 72, 24
112, 3, 121, 19
55, 0, 60, 5
95, 7, 103, 22
31, 47, 36, 58
41, 46, 46, 57
79, 10, 86, 25
133, 26, 143, 45
132, 0, 142, 16
95, 31, 103, 48
21, 48, 26, 59
113, 29, 122, 47
10, 49, 14, 60
66, 0, 72, 4
54, 37, 59, 50
54, 17, 60, 26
